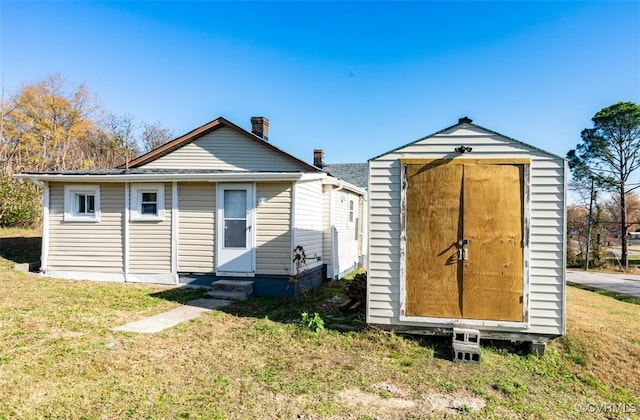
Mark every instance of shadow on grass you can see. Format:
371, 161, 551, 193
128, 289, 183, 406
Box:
217, 281, 369, 332
0, 236, 41, 264
148, 280, 531, 361
568, 282, 640, 305
148, 287, 212, 305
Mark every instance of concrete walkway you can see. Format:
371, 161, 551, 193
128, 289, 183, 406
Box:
113, 298, 232, 333
567, 270, 640, 298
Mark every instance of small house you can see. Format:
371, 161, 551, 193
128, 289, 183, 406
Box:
20, 117, 366, 296
367, 117, 566, 351
318, 153, 369, 277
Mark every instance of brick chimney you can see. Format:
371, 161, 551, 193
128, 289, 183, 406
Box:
313, 149, 325, 168
251, 117, 269, 141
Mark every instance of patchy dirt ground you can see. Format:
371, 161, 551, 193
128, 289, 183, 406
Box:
337, 382, 486, 418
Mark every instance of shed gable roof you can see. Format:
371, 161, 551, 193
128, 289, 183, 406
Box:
370, 118, 564, 161
126, 117, 321, 172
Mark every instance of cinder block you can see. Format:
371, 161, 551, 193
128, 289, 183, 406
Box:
452, 328, 480, 345
12, 263, 30, 272
528, 341, 546, 357
452, 343, 482, 363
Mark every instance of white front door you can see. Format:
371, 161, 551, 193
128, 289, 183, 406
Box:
216, 183, 255, 276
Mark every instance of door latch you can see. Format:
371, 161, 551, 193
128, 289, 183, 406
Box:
457, 239, 470, 261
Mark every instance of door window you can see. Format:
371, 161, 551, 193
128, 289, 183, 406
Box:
224, 190, 247, 248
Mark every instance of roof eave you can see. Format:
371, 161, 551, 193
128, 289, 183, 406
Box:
15, 172, 304, 183
322, 176, 367, 195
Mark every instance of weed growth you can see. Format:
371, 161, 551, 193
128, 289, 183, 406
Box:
300, 311, 325, 332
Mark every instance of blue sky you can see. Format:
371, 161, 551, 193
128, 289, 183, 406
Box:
1, 1, 639, 164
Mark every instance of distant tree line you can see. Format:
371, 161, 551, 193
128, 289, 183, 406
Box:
566, 190, 640, 269
0, 73, 174, 227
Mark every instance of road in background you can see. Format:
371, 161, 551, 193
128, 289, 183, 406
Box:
567, 270, 640, 298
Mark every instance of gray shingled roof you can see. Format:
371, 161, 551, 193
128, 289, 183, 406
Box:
324, 163, 368, 189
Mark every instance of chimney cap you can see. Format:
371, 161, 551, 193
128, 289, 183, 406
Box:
458, 116, 473, 124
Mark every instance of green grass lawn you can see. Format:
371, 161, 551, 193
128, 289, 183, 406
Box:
1, 229, 639, 418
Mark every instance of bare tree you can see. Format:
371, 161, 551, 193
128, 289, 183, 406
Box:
141, 122, 174, 152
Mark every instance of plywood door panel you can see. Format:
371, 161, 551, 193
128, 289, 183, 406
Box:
405, 163, 463, 318
462, 165, 524, 321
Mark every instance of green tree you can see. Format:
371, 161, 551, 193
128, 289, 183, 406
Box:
567, 101, 640, 269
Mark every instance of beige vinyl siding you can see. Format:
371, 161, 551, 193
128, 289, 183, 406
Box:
47, 182, 123, 273
367, 125, 566, 336
178, 183, 215, 273
293, 180, 323, 271
129, 183, 172, 273
256, 182, 292, 275
142, 127, 306, 172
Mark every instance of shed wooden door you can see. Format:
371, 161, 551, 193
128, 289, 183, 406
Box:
405, 162, 524, 321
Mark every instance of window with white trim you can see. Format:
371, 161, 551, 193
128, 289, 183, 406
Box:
130, 183, 165, 221
348, 199, 355, 225
64, 185, 101, 222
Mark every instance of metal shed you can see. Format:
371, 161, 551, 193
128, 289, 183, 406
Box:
367, 117, 566, 351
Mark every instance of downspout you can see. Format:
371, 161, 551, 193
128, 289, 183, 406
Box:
36, 180, 49, 273
290, 181, 297, 276
124, 183, 129, 282
330, 185, 343, 279
172, 181, 179, 284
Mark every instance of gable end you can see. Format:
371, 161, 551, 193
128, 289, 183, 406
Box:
125, 117, 321, 172
370, 119, 564, 161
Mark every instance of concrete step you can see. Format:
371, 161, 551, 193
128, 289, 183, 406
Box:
210, 279, 254, 295
207, 290, 249, 301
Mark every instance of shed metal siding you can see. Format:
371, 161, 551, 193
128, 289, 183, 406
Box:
255, 182, 293, 275
293, 180, 323, 271
47, 182, 124, 273
367, 125, 565, 336
129, 183, 172, 273
178, 182, 215, 273
141, 127, 306, 172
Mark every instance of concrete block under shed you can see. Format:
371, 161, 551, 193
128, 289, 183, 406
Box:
453, 328, 481, 363
453, 343, 482, 363
453, 328, 480, 345
12, 261, 40, 273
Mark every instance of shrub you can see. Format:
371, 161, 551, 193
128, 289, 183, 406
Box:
0, 175, 41, 228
